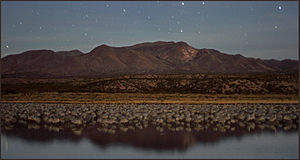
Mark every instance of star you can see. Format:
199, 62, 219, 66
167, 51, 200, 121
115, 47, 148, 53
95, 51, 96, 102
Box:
274, 25, 278, 29
202, 2, 205, 5
180, 29, 183, 33
181, 2, 185, 6
278, 6, 282, 10
19, 21, 23, 25
122, 9, 126, 12
5, 45, 9, 48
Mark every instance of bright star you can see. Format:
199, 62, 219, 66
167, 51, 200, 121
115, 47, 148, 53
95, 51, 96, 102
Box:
278, 6, 282, 10
202, 2, 205, 5
5, 45, 9, 48
123, 9, 126, 12
180, 29, 183, 33
181, 2, 184, 6
274, 25, 278, 29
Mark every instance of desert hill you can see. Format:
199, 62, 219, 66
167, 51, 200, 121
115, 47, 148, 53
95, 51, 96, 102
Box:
1, 41, 298, 77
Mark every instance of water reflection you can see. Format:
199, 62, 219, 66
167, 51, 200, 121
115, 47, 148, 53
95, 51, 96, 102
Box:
2, 123, 297, 151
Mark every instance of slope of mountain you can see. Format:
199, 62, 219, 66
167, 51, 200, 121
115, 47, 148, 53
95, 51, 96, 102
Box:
55, 49, 84, 56
1, 41, 298, 77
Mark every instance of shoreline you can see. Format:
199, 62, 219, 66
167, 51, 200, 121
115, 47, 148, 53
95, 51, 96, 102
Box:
0, 100, 298, 104
1, 93, 298, 104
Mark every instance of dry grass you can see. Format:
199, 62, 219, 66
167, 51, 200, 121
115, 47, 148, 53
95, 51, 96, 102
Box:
1, 92, 298, 104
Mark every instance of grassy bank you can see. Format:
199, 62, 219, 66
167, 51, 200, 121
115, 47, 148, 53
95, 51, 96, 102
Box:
1, 92, 298, 104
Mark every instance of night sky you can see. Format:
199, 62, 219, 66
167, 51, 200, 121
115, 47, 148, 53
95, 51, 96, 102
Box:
1, 1, 298, 60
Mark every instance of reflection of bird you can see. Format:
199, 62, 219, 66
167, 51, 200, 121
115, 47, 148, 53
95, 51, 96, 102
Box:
182, 133, 197, 148
5, 140, 8, 155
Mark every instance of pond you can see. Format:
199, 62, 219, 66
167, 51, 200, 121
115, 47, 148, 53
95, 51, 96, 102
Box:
1, 103, 298, 159
1, 124, 298, 159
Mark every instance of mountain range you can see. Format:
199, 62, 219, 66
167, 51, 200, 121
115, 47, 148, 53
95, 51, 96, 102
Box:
1, 41, 298, 77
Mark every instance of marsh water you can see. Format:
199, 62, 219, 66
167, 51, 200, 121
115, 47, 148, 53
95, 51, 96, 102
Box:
1, 124, 298, 159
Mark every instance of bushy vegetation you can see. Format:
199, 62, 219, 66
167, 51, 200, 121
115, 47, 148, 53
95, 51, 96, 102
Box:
2, 73, 297, 95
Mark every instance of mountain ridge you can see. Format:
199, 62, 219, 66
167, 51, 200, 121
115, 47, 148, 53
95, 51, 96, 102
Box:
1, 41, 298, 78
